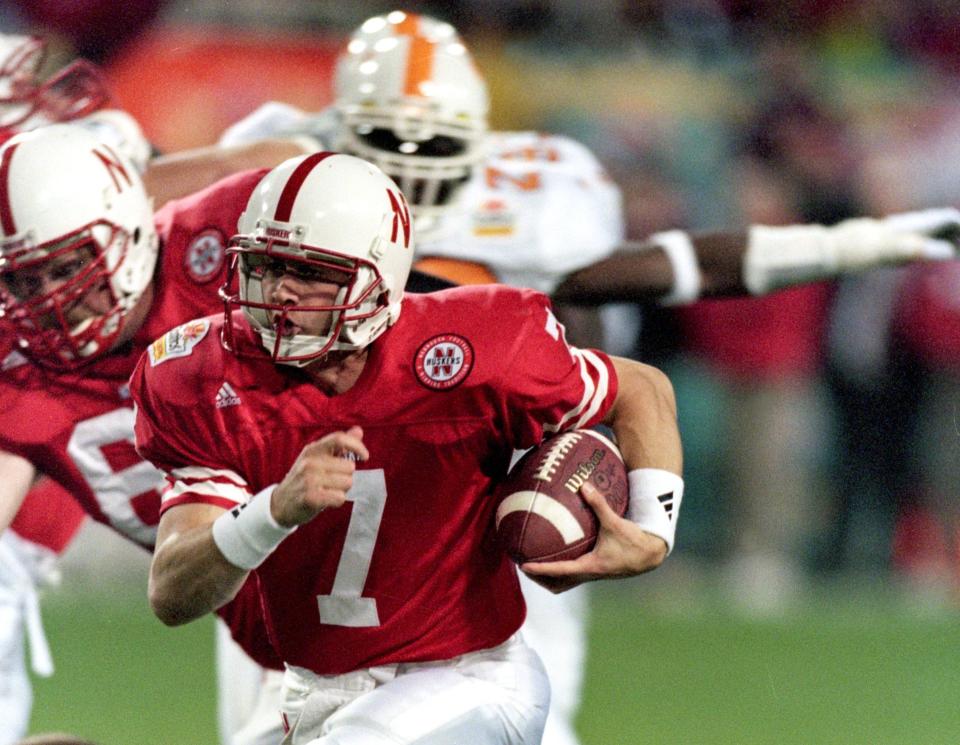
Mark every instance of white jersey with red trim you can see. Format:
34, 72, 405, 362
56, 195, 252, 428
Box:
131, 285, 618, 676
220, 105, 624, 293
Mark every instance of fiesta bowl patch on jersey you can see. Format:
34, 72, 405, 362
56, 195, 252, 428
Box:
184, 228, 226, 283
495, 429, 628, 563
414, 333, 474, 390
148, 319, 210, 366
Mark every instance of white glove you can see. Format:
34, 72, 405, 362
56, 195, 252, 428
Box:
745, 209, 960, 295
880, 207, 960, 260
74, 108, 153, 173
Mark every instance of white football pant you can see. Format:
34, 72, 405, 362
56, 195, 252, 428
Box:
0, 531, 57, 745
518, 572, 587, 745
215, 618, 287, 745
280, 633, 549, 745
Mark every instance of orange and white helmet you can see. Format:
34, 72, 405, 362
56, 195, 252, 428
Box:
0, 34, 108, 137
222, 152, 414, 366
0, 124, 158, 369
333, 11, 489, 217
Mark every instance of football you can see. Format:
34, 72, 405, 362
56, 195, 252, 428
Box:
495, 429, 628, 564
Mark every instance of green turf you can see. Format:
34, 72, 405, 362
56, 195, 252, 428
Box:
28, 591, 218, 745
27, 583, 960, 745
580, 587, 960, 745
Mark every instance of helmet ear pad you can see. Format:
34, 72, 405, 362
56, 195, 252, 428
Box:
0, 123, 157, 369
223, 152, 414, 367
332, 12, 489, 216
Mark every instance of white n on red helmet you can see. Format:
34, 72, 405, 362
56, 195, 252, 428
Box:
222, 152, 414, 366
0, 34, 109, 135
0, 123, 158, 368
333, 11, 489, 216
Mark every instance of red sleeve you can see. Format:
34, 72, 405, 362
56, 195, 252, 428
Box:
498, 290, 619, 448
130, 322, 252, 516
10, 478, 86, 555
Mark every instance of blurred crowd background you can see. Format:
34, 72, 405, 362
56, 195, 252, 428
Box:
6, 0, 960, 615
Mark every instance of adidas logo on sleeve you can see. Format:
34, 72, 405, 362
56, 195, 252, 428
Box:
215, 381, 242, 409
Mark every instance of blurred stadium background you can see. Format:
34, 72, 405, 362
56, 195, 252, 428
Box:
6, 0, 960, 742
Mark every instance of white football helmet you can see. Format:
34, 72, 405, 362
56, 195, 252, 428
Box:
222, 152, 414, 366
333, 11, 489, 217
0, 123, 158, 369
0, 34, 109, 137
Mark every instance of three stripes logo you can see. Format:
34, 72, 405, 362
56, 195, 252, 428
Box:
215, 381, 242, 409
657, 491, 675, 521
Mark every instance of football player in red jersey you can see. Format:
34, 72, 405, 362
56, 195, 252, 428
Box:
217, 12, 960, 745
0, 32, 438, 743
0, 123, 455, 745
0, 123, 291, 745
131, 152, 683, 744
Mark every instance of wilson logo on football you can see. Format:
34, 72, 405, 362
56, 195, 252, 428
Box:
185, 228, 226, 283
414, 334, 474, 390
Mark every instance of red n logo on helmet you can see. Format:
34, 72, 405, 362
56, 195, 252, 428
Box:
92, 145, 133, 192
387, 189, 411, 248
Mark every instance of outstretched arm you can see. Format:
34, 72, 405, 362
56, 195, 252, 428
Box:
553, 209, 960, 306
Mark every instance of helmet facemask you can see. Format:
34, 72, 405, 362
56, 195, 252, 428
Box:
0, 219, 144, 369
337, 105, 484, 217
222, 233, 395, 367
0, 35, 108, 132
0, 125, 158, 371
333, 12, 490, 219
221, 152, 414, 367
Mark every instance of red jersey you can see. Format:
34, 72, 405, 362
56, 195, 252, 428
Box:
0, 327, 85, 554
131, 285, 618, 675
677, 283, 832, 381
9, 478, 86, 554
895, 260, 960, 371
0, 168, 281, 668
0, 168, 265, 547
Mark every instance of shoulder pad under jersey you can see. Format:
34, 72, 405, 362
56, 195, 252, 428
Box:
416, 131, 625, 294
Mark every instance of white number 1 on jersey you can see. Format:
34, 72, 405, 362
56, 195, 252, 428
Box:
316, 469, 387, 627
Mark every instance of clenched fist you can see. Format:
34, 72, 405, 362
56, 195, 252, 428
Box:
270, 426, 369, 528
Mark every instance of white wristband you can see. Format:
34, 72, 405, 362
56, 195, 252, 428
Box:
211, 484, 296, 570
651, 230, 702, 306
626, 468, 683, 555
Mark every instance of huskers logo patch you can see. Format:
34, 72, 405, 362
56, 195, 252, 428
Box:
148, 319, 210, 366
414, 334, 474, 390
185, 228, 225, 283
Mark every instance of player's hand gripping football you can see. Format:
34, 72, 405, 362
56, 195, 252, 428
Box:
270, 426, 369, 528
521, 481, 668, 594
